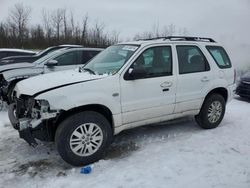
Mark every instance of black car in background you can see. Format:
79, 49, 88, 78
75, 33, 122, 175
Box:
236, 71, 250, 99
0, 44, 82, 65
0, 48, 35, 61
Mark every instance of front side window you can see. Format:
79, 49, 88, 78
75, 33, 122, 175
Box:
34, 49, 64, 65
206, 46, 231, 69
177, 45, 210, 74
83, 45, 139, 75
55, 51, 81, 66
130, 46, 172, 78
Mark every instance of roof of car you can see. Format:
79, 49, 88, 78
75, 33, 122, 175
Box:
63, 47, 104, 51
59, 44, 83, 47
0, 48, 35, 53
118, 36, 220, 47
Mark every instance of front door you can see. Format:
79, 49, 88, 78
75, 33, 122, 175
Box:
120, 45, 176, 125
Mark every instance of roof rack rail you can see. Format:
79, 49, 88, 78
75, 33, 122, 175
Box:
137, 36, 216, 43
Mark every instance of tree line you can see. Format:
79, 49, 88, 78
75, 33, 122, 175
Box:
0, 3, 188, 49
0, 3, 120, 49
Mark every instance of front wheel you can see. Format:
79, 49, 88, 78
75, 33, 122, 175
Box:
195, 94, 226, 129
7, 83, 16, 104
55, 111, 113, 166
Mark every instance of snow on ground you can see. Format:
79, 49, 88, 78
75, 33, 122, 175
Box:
0, 98, 250, 188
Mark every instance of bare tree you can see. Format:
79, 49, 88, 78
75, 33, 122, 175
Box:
133, 23, 188, 40
81, 14, 89, 45
1, 4, 120, 48
51, 8, 65, 41
69, 10, 75, 38
62, 9, 68, 40
7, 3, 31, 47
152, 22, 160, 37
41, 8, 52, 42
178, 27, 189, 36
161, 24, 176, 36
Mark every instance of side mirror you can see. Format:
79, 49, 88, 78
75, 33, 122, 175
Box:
45, 59, 58, 67
125, 67, 147, 80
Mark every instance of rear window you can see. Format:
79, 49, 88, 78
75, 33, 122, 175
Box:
206, 46, 232, 69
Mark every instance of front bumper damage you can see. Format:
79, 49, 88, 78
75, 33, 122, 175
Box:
8, 100, 60, 147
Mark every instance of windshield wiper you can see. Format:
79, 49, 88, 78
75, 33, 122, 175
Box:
82, 68, 95, 75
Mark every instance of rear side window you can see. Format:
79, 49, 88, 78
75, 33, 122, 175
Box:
206, 46, 231, 69
7, 52, 20, 57
0, 52, 8, 59
55, 51, 82, 66
177, 45, 210, 74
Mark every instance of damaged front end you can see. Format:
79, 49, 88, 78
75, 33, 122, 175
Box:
8, 95, 60, 147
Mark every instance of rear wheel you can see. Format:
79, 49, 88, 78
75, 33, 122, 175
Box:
55, 111, 113, 166
195, 94, 225, 129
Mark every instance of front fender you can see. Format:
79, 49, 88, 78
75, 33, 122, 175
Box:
36, 93, 121, 114
34, 76, 121, 115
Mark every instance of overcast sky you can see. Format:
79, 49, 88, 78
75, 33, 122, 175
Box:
0, 0, 249, 40
1, 0, 250, 67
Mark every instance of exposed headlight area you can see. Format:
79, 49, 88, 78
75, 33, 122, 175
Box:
31, 99, 58, 120
16, 95, 59, 121
15, 95, 35, 119
9, 95, 60, 146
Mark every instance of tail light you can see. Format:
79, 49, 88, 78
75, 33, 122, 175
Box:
233, 68, 236, 84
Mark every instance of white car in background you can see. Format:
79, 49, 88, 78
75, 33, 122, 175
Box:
0, 47, 102, 106
9, 36, 236, 166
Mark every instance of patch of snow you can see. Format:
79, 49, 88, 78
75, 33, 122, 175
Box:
0, 98, 250, 188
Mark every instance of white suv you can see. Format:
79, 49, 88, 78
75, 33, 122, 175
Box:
9, 36, 236, 166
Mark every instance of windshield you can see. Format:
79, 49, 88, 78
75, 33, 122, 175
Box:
33, 49, 65, 65
83, 44, 139, 75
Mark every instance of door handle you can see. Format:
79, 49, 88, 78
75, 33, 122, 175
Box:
160, 82, 173, 88
160, 81, 173, 88
201, 76, 210, 82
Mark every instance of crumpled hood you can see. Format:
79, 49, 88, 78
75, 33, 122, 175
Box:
15, 69, 107, 97
2, 67, 43, 82
0, 62, 34, 73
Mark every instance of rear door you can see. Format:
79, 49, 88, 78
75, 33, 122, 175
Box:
175, 45, 212, 113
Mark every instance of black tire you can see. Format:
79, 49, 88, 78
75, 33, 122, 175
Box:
195, 94, 226, 129
55, 111, 113, 166
8, 103, 19, 129
7, 83, 16, 104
